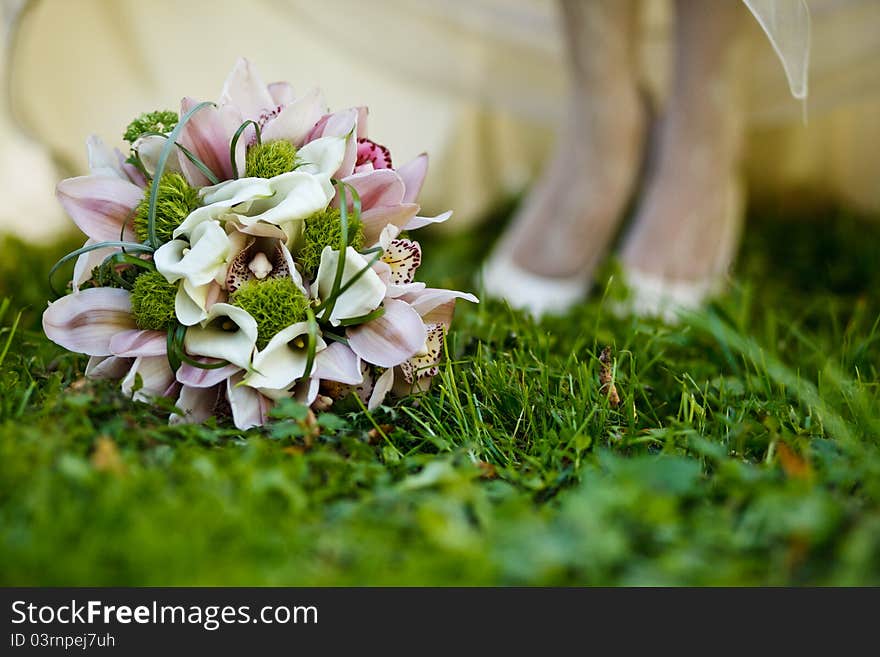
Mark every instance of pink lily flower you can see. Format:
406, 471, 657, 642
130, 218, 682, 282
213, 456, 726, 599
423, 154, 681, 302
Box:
42, 288, 177, 404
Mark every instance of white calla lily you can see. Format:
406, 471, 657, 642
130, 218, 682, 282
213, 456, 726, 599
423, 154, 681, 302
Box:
184, 303, 258, 370
173, 171, 334, 244
155, 220, 230, 325
314, 246, 387, 326
243, 322, 327, 397
296, 136, 348, 177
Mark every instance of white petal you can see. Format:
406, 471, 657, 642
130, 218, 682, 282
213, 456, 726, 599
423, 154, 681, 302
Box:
86, 355, 132, 380
121, 355, 176, 402
133, 134, 182, 176
311, 342, 363, 385
296, 135, 348, 178
315, 247, 387, 326
403, 210, 453, 231
184, 303, 258, 370
170, 384, 219, 425
235, 171, 333, 226
346, 298, 426, 368
175, 283, 208, 326
243, 322, 323, 392
226, 373, 271, 430
368, 367, 395, 410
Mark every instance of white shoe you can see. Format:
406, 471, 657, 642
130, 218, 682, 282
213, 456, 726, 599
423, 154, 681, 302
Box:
482, 250, 588, 318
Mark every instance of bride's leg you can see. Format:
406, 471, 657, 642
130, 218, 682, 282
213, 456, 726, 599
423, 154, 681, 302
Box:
619, 0, 747, 318
483, 0, 644, 316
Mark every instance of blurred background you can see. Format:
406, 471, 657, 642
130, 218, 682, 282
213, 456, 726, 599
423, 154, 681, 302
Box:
2, 0, 880, 244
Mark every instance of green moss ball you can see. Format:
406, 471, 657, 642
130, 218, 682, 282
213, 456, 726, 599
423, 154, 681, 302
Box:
123, 110, 179, 143
245, 140, 299, 179
133, 172, 200, 244
297, 208, 365, 277
229, 276, 309, 350
130, 270, 178, 331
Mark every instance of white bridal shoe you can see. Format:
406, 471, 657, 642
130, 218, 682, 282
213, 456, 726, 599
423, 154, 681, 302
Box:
482, 249, 589, 318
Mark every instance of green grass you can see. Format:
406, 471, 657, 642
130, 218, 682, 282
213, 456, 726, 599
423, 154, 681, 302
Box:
0, 205, 878, 586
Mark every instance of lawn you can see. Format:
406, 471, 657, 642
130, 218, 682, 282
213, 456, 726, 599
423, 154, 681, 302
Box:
1, 203, 878, 586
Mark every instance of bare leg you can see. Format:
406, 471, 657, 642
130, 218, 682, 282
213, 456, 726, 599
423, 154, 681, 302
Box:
483, 0, 644, 316
619, 0, 747, 319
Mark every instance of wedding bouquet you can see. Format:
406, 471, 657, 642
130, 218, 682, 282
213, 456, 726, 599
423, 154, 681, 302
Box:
43, 58, 477, 429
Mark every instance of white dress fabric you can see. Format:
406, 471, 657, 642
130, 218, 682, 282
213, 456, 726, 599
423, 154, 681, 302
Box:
2, 0, 880, 240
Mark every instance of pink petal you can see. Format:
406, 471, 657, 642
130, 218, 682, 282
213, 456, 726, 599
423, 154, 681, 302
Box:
56, 175, 142, 242
342, 169, 405, 209
109, 329, 167, 357
294, 377, 321, 406
170, 384, 221, 425
121, 355, 177, 402
368, 367, 395, 410
176, 360, 241, 388
43, 288, 136, 356
72, 239, 116, 291
219, 57, 275, 123
361, 203, 420, 246
400, 287, 479, 327
226, 373, 271, 430
261, 87, 326, 145
85, 355, 133, 380
347, 298, 426, 368
268, 81, 296, 107
355, 107, 369, 140
403, 210, 453, 232
311, 342, 363, 385
178, 97, 244, 186
397, 154, 428, 204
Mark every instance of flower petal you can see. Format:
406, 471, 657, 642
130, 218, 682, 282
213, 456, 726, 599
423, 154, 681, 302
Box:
379, 236, 421, 285
403, 210, 453, 232
400, 287, 479, 327
342, 169, 405, 209
177, 97, 243, 185
72, 239, 116, 291
87, 134, 127, 180
184, 303, 258, 370
121, 355, 177, 402
397, 153, 428, 204
85, 355, 132, 380
261, 87, 326, 145
347, 298, 426, 368
109, 329, 167, 357
296, 136, 348, 178
219, 57, 275, 122
234, 171, 334, 227
56, 175, 142, 242
170, 384, 220, 425
134, 134, 183, 177
268, 81, 295, 107
43, 288, 135, 356
227, 373, 271, 430
175, 360, 241, 388
311, 342, 363, 385
315, 247, 387, 326
244, 322, 325, 393
368, 367, 395, 410
361, 203, 420, 246
155, 221, 230, 322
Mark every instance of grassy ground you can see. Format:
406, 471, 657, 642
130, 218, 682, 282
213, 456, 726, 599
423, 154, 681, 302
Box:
1, 204, 878, 586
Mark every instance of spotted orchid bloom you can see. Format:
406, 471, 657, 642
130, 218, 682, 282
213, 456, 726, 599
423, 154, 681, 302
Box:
42, 58, 478, 429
